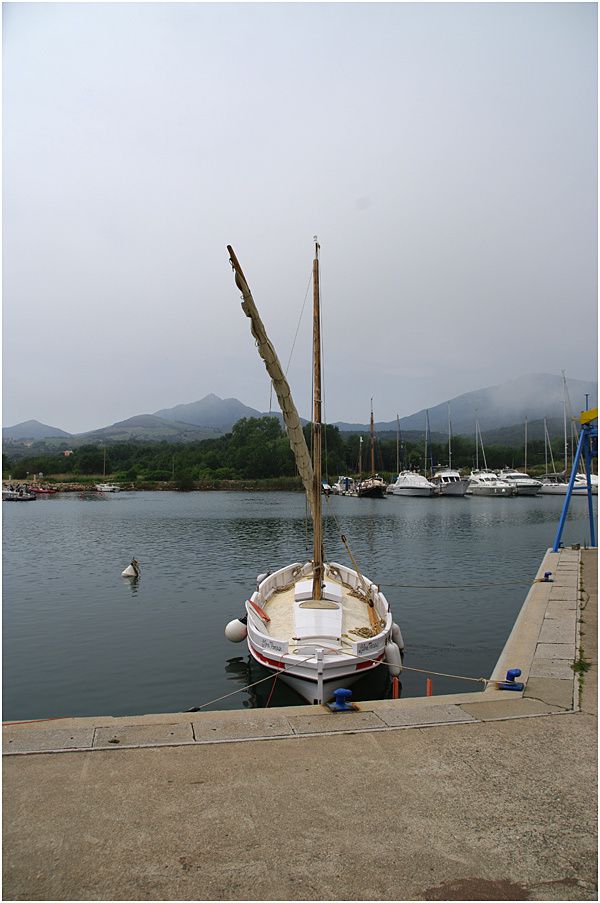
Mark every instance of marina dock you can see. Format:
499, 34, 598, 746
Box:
4, 548, 597, 900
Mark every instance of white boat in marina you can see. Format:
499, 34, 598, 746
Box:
389, 471, 436, 497
574, 473, 598, 495
95, 483, 121, 493
332, 476, 356, 495
539, 473, 593, 496
224, 241, 403, 705
430, 467, 469, 497
467, 419, 515, 496
538, 416, 591, 495
497, 468, 542, 496
467, 470, 516, 496
95, 448, 120, 492
3, 485, 37, 501
430, 404, 468, 496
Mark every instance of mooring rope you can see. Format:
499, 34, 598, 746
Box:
384, 581, 533, 589
187, 652, 318, 712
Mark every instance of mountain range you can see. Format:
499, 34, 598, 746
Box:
3, 373, 597, 447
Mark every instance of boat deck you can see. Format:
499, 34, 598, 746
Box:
263, 573, 373, 645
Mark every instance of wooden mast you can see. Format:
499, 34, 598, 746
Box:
312, 239, 323, 600
370, 399, 375, 475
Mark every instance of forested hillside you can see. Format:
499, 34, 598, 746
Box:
3, 417, 573, 486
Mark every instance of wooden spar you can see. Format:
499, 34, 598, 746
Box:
370, 400, 375, 475
312, 240, 323, 601
227, 245, 316, 521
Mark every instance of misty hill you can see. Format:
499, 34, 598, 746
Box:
4, 373, 596, 449
3, 419, 72, 440
334, 374, 597, 436
154, 394, 263, 429
77, 414, 221, 443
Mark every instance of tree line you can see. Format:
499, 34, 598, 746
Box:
2, 416, 568, 485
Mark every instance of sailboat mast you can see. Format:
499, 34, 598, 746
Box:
447, 402, 452, 470
475, 417, 479, 470
544, 418, 548, 474
396, 414, 400, 475
562, 370, 568, 472
312, 239, 323, 601
524, 417, 528, 472
370, 400, 375, 475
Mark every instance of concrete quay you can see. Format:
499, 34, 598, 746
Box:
3, 549, 597, 900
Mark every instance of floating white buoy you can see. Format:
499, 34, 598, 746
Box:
384, 640, 402, 677
225, 619, 248, 642
392, 622, 405, 653
122, 558, 141, 578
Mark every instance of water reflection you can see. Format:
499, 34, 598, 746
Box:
3, 490, 596, 720
123, 576, 141, 596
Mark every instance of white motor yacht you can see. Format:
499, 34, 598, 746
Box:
95, 483, 121, 493
389, 471, 436, 497
430, 467, 469, 497
498, 469, 542, 496
467, 471, 516, 496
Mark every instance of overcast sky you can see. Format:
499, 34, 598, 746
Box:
3, 2, 597, 433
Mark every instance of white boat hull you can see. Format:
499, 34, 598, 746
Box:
539, 483, 592, 496
434, 481, 468, 497
512, 485, 542, 496
468, 484, 515, 496
391, 486, 434, 497
248, 640, 382, 704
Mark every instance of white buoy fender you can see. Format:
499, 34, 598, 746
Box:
384, 641, 402, 677
225, 619, 248, 642
256, 571, 270, 589
392, 622, 405, 652
122, 558, 141, 578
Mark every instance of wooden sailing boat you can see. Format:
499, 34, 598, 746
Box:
224, 241, 403, 704
356, 400, 387, 498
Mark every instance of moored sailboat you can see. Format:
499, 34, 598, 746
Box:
356, 402, 387, 498
224, 241, 403, 704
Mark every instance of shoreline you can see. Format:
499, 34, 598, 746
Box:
2, 479, 306, 493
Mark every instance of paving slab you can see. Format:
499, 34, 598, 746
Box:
191, 712, 294, 741
536, 642, 576, 660
373, 703, 477, 727
539, 619, 577, 644
3, 726, 95, 754
529, 658, 576, 679
549, 586, 580, 601
287, 710, 385, 734
524, 677, 574, 710
93, 722, 193, 748
459, 698, 565, 720
546, 599, 578, 616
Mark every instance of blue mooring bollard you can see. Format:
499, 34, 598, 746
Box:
328, 688, 354, 712
543, 571, 553, 582
499, 668, 524, 691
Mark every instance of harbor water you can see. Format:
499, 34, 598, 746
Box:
3, 490, 596, 720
